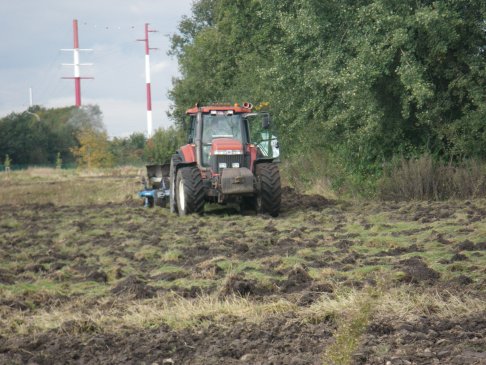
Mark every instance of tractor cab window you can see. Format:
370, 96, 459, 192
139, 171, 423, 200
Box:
246, 113, 280, 160
202, 113, 242, 143
187, 115, 196, 144
201, 113, 243, 166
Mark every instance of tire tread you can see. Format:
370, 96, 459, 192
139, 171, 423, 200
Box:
256, 163, 281, 217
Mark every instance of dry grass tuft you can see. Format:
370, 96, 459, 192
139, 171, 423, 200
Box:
0, 294, 298, 337
374, 286, 486, 322
0, 168, 140, 205
379, 155, 486, 200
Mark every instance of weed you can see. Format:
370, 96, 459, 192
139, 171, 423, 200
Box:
134, 245, 161, 261
162, 249, 184, 262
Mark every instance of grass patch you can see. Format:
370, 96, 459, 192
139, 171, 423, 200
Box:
162, 249, 184, 262
323, 298, 373, 365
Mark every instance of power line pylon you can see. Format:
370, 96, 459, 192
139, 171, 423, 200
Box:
61, 19, 93, 107
137, 23, 158, 138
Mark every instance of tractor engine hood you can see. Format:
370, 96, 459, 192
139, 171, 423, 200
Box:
209, 138, 245, 174
210, 138, 243, 156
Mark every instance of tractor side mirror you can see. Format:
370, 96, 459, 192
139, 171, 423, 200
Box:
262, 114, 271, 129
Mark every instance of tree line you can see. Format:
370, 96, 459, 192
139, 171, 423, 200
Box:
168, 0, 486, 185
0, 105, 182, 169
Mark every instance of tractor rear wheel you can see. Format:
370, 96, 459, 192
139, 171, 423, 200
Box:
255, 163, 281, 217
175, 166, 205, 216
169, 154, 182, 214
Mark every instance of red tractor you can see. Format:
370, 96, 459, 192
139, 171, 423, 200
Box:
169, 102, 281, 216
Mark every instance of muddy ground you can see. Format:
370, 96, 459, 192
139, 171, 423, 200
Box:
0, 184, 485, 364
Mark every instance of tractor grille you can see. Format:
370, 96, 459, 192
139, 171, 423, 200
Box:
211, 154, 246, 173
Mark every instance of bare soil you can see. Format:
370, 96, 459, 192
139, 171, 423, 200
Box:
1, 314, 335, 365
358, 314, 486, 365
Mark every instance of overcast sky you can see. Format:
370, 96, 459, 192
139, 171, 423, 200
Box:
0, 0, 193, 137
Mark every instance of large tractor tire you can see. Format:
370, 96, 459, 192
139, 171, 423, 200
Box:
255, 163, 281, 217
175, 166, 205, 216
169, 154, 182, 214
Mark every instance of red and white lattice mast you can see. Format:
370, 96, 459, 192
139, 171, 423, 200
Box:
138, 23, 157, 138
61, 19, 93, 107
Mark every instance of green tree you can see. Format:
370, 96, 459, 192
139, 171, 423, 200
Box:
71, 129, 114, 169
144, 127, 184, 164
0, 106, 81, 165
110, 132, 146, 165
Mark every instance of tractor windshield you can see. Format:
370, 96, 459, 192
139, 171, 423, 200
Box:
201, 113, 244, 166
202, 113, 243, 143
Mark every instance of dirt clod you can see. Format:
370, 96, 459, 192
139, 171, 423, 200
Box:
86, 270, 108, 283
0, 269, 15, 284
475, 241, 486, 251
456, 240, 475, 251
451, 275, 473, 286
281, 186, 331, 211
281, 265, 313, 293
220, 273, 257, 297
398, 257, 441, 284
450, 253, 468, 262
111, 276, 156, 299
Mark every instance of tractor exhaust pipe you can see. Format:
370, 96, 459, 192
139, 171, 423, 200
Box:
243, 102, 253, 110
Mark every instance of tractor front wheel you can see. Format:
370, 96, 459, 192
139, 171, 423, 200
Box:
255, 163, 281, 217
175, 166, 205, 216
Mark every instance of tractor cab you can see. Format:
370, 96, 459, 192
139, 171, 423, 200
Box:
185, 103, 278, 173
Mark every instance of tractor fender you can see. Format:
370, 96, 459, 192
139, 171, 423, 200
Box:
175, 161, 198, 171
180, 144, 196, 164
170, 151, 198, 184
170, 151, 200, 190
253, 158, 276, 169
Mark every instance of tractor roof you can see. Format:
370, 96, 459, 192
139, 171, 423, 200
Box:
185, 104, 252, 115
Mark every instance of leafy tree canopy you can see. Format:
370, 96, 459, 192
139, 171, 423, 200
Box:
169, 0, 486, 177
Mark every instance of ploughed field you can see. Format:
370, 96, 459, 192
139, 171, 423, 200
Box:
0, 169, 485, 365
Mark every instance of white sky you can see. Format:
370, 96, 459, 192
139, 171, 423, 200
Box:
0, 0, 194, 137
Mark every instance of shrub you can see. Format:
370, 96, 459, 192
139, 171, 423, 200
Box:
378, 155, 486, 200
144, 127, 184, 164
